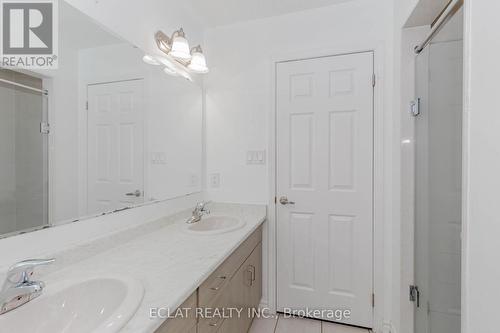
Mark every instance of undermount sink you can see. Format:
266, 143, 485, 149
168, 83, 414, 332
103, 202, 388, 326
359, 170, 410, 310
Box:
0, 276, 144, 333
184, 216, 245, 235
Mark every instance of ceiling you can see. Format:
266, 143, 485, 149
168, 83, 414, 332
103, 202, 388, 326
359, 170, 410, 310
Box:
187, 0, 356, 28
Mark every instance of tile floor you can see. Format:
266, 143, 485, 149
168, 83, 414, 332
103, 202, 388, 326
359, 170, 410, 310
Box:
249, 314, 372, 333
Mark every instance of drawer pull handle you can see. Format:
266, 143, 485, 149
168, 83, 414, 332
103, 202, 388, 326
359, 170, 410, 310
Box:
246, 265, 256, 286
210, 276, 227, 291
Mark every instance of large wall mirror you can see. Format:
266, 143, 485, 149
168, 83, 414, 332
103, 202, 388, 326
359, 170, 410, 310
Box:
0, 1, 202, 237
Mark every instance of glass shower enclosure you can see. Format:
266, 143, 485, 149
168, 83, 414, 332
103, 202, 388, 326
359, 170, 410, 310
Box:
0, 69, 48, 236
414, 9, 463, 333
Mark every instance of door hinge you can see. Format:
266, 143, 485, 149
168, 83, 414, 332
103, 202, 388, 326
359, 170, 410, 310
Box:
372, 74, 376, 87
86, 101, 89, 110
40, 122, 50, 134
372, 293, 375, 307
409, 285, 420, 307
410, 98, 421, 117
274, 196, 277, 204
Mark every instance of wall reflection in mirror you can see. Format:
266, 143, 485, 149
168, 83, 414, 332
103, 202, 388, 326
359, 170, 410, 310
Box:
0, 1, 203, 237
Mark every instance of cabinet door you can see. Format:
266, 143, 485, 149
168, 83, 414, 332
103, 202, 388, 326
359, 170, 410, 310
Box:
247, 243, 262, 310
223, 242, 263, 333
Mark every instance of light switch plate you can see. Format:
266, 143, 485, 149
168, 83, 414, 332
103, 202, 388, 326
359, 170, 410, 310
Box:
151, 152, 167, 165
246, 150, 266, 165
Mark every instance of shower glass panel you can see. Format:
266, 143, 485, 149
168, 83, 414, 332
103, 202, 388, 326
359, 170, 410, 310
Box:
414, 10, 463, 333
0, 70, 48, 236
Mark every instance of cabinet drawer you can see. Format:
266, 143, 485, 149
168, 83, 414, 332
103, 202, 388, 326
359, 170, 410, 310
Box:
198, 225, 262, 307
155, 291, 197, 333
197, 289, 230, 333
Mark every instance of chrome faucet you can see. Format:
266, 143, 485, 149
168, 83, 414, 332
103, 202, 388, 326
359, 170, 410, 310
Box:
186, 201, 211, 224
0, 258, 55, 315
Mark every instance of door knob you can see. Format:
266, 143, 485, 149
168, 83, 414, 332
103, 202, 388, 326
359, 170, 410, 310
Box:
126, 190, 141, 197
279, 196, 295, 205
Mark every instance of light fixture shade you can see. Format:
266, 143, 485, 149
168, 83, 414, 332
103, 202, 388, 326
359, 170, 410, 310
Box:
170, 35, 191, 60
142, 54, 161, 65
188, 50, 209, 74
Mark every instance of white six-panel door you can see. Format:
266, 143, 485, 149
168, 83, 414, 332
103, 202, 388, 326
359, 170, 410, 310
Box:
87, 80, 144, 215
276, 52, 374, 328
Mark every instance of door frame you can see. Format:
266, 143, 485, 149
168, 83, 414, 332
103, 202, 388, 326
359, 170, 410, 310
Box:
266, 42, 388, 333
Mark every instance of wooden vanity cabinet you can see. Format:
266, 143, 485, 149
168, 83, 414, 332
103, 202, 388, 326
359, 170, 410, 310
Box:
156, 225, 262, 333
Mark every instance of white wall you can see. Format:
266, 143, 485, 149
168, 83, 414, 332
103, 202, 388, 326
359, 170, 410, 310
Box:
204, 0, 396, 331
462, 1, 500, 332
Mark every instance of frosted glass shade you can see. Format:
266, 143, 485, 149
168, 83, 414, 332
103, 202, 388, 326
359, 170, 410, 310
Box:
188, 51, 209, 73
170, 36, 191, 60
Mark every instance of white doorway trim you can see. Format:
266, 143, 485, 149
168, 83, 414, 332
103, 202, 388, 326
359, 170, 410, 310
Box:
266, 42, 389, 333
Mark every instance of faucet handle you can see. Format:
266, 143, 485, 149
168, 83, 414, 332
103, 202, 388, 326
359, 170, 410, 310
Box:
5, 259, 55, 285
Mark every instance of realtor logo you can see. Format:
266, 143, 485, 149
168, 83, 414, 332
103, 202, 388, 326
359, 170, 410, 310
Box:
0, 0, 58, 68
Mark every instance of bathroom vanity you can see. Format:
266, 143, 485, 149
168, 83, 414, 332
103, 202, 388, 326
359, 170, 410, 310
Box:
0, 203, 266, 333
156, 225, 262, 333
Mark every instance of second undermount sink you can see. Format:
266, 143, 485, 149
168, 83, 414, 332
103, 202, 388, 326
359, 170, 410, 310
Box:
184, 216, 246, 235
0, 276, 144, 333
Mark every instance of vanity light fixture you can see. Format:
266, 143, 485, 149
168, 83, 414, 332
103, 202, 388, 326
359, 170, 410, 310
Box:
153, 28, 209, 76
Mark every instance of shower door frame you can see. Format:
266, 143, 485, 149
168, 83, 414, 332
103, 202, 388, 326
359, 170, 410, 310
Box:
413, 38, 463, 333
0, 70, 50, 238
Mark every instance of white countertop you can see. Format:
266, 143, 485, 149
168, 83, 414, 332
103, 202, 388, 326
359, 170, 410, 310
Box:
36, 203, 267, 333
